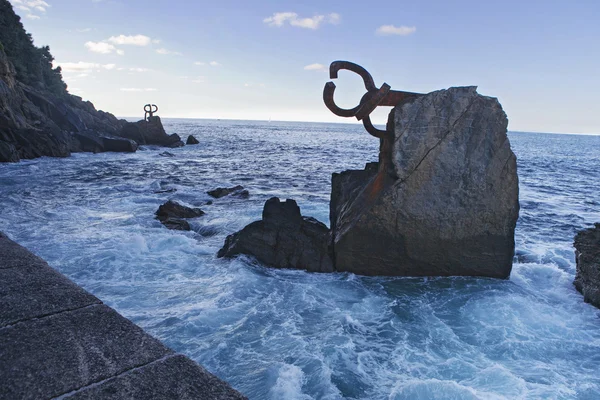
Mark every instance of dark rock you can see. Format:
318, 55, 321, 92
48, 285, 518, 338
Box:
118, 116, 181, 148
161, 218, 191, 231
186, 135, 200, 145
574, 223, 600, 308
208, 185, 248, 199
218, 197, 333, 273
155, 200, 205, 231
0, 44, 128, 162
102, 136, 138, 153
159, 151, 176, 157
331, 86, 519, 278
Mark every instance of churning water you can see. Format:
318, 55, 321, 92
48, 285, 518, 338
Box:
1, 120, 599, 399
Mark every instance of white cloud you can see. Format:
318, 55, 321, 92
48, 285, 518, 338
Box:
192, 76, 204, 83
263, 12, 340, 30
156, 48, 182, 55
120, 88, 157, 92
303, 63, 327, 71
375, 25, 416, 36
57, 61, 117, 73
76, 28, 92, 33
85, 41, 117, 54
129, 67, 149, 72
195, 61, 221, 67
116, 49, 125, 55
11, 0, 50, 19
108, 34, 152, 46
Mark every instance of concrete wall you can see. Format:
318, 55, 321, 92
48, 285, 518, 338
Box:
0, 232, 246, 399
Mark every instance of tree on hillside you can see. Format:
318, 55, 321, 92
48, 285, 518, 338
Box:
0, 0, 67, 95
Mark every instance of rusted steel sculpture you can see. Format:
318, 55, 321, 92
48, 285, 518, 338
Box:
323, 61, 425, 202
144, 104, 158, 121
323, 61, 423, 138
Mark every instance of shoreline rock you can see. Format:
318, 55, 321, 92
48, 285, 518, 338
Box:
574, 223, 600, 308
218, 198, 333, 272
155, 200, 205, 231
208, 185, 249, 199
330, 86, 519, 278
186, 135, 199, 145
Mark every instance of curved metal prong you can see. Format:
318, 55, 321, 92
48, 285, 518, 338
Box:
323, 81, 361, 118
329, 61, 376, 92
362, 116, 388, 139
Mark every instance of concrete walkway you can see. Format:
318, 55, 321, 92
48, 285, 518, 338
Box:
0, 232, 246, 399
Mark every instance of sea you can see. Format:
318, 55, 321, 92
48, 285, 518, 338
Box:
1, 119, 599, 399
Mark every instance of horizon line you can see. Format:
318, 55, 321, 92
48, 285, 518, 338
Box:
116, 116, 600, 136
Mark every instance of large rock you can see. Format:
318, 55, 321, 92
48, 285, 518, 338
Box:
218, 198, 333, 272
574, 223, 600, 308
331, 86, 519, 278
155, 200, 205, 231
119, 116, 184, 147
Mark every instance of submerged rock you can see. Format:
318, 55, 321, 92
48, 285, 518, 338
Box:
186, 135, 199, 145
207, 185, 249, 199
331, 86, 519, 278
218, 198, 333, 272
155, 200, 205, 231
574, 223, 600, 308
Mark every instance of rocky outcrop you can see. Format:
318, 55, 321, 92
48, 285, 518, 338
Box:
218, 198, 333, 272
0, 3, 184, 163
208, 185, 249, 199
574, 223, 600, 308
0, 45, 135, 162
218, 87, 518, 278
155, 200, 205, 231
186, 135, 199, 145
331, 86, 519, 278
119, 116, 184, 148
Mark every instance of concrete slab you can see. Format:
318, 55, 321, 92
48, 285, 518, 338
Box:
64, 354, 246, 400
0, 232, 48, 270
0, 304, 173, 399
0, 263, 100, 327
0, 232, 247, 400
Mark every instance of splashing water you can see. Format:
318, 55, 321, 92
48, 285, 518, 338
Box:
1, 120, 599, 399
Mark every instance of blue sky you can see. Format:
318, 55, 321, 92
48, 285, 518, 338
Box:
10, 0, 600, 133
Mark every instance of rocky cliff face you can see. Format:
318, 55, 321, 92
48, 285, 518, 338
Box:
331, 86, 519, 278
0, 47, 132, 162
574, 224, 600, 308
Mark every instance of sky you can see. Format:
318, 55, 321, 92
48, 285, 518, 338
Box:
9, 0, 600, 134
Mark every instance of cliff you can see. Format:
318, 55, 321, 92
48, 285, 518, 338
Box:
0, 0, 178, 162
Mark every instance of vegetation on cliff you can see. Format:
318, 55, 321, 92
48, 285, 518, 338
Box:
0, 0, 66, 95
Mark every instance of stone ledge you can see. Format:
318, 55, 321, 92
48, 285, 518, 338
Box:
0, 233, 246, 399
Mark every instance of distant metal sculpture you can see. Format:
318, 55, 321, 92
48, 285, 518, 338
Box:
144, 104, 158, 121
323, 61, 423, 138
